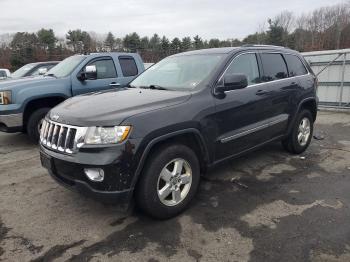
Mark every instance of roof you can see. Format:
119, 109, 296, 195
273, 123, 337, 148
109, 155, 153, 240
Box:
173, 45, 298, 57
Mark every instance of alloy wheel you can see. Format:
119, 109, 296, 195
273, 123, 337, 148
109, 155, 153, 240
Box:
157, 158, 192, 206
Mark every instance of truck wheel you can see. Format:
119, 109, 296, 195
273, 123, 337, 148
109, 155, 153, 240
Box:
27, 108, 50, 143
136, 144, 200, 219
282, 109, 314, 154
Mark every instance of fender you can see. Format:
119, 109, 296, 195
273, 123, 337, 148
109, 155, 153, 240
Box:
130, 128, 210, 189
286, 97, 318, 135
22, 93, 70, 110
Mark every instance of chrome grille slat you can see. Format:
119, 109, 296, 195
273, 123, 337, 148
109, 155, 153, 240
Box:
40, 119, 86, 154
57, 127, 66, 152
46, 123, 55, 146
51, 125, 59, 149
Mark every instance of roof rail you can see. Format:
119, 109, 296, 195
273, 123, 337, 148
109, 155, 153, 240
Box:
242, 44, 289, 49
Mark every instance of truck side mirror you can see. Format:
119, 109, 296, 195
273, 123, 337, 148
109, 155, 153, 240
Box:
38, 68, 48, 75
78, 65, 97, 81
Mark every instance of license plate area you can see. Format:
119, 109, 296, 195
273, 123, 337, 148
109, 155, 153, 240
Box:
40, 152, 54, 170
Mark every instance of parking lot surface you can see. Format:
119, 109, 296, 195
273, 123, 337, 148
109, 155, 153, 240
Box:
0, 111, 349, 262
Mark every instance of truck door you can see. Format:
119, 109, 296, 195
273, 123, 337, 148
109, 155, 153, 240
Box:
72, 56, 120, 96
113, 55, 141, 87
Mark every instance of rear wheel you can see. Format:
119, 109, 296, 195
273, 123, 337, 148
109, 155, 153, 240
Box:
282, 109, 313, 154
26, 108, 50, 143
135, 143, 200, 219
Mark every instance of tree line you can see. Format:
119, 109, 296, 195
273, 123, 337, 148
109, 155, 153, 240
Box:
0, 1, 349, 70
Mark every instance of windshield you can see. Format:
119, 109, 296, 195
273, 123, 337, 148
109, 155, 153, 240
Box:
11, 64, 36, 78
131, 54, 224, 90
46, 55, 86, 78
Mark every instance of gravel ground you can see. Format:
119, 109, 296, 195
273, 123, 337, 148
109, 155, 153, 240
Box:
0, 111, 349, 262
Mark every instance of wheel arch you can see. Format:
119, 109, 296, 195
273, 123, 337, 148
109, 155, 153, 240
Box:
131, 128, 210, 189
23, 95, 67, 127
287, 97, 318, 135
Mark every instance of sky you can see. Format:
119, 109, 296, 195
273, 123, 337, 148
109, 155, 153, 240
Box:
0, 0, 346, 40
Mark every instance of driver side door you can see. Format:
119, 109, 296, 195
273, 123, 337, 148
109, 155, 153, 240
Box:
72, 57, 119, 96
213, 52, 276, 161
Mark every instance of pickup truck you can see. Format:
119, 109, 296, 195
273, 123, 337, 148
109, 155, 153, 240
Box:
0, 53, 145, 141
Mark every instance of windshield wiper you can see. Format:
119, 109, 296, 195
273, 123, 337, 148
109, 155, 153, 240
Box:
139, 85, 168, 90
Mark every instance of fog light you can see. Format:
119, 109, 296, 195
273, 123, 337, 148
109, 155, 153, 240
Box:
84, 168, 104, 182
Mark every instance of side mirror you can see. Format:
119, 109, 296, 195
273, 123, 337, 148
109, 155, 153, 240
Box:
216, 73, 248, 93
78, 65, 97, 81
38, 68, 48, 75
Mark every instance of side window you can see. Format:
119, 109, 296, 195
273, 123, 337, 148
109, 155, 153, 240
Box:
119, 57, 138, 77
0, 71, 6, 77
260, 53, 288, 81
284, 54, 308, 77
88, 58, 117, 79
225, 53, 260, 85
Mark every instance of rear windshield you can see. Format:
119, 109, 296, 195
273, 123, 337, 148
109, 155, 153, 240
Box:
11, 64, 36, 78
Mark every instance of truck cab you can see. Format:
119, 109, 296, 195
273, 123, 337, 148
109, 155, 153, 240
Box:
0, 52, 144, 141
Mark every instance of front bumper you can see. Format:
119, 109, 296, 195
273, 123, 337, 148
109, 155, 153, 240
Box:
40, 141, 140, 206
0, 112, 23, 132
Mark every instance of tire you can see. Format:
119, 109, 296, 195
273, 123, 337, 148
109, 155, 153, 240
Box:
135, 143, 200, 219
282, 109, 314, 154
26, 108, 50, 143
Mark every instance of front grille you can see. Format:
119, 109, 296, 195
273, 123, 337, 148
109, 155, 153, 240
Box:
40, 119, 87, 154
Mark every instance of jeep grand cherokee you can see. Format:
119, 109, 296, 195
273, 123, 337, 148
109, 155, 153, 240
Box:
40, 45, 318, 219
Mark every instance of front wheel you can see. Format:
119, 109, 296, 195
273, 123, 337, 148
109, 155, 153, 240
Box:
135, 144, 200, 219
26, 108, 50, 143
282, 109, 314, 154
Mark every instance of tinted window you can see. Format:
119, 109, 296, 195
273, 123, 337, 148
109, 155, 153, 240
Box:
0, 71, 6, 77
261, 53, 288, 81
284, 54, 308, 77
225, 53, 260, 85
119, 57, 138, 77
88, 59, 117, 79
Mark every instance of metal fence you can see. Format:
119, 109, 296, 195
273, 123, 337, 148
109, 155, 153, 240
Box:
302, 49, 350, 109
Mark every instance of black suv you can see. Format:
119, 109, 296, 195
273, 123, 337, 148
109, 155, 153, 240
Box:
40, 45, 318, 219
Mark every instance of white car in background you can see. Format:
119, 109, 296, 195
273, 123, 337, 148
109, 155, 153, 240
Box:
0, 69, 11, 80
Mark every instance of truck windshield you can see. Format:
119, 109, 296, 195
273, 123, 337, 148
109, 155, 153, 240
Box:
46, 55, 86, 78
131, 54, 224, 90
11, 64, 36, 78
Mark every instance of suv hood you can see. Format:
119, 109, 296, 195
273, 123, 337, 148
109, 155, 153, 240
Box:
49, 88, 192, 126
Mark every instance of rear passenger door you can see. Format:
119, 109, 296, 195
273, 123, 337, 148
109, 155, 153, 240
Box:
114, 56, 140, 87
256, 52, 297, 138
72, 57, 119, 95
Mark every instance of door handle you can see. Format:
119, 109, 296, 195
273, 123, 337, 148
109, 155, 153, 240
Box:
110, 82, 121, 87
256, 89, 268, 95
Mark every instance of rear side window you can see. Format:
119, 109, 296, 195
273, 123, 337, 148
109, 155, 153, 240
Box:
88, 58, 117, 79
225, 53, 261, 86
0, 71, 6, 77
260, 53, 288, 81
284, 54, 308, 77
119, 57, 138, 77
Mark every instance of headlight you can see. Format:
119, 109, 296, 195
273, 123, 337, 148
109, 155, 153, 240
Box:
0, 91, 12, 105
84, 126, 131, 145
